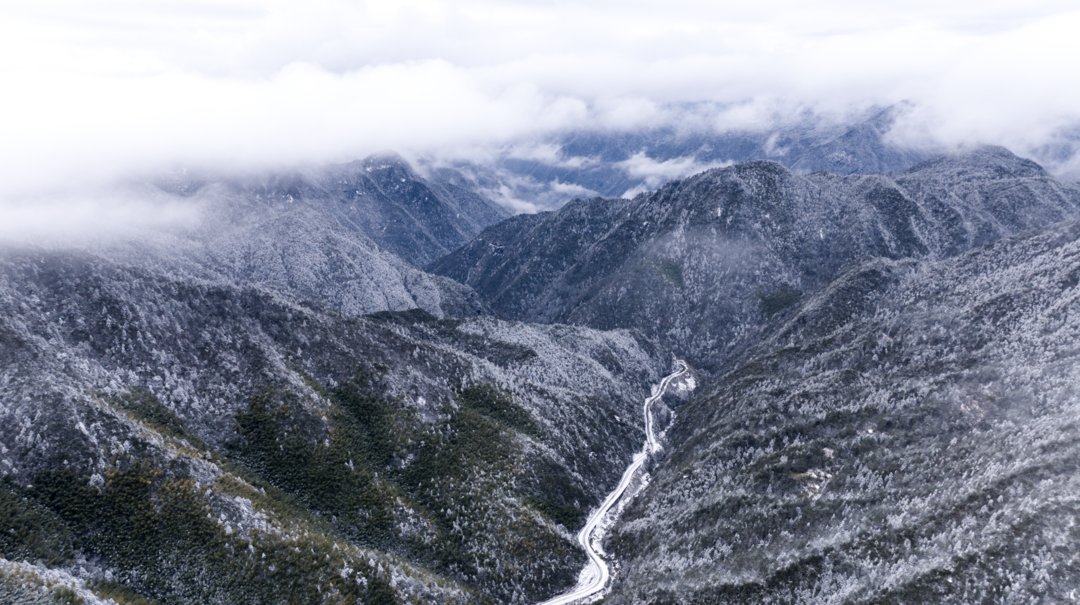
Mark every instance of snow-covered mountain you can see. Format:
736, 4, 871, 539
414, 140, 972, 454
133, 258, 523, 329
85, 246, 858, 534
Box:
432, 147, 1080, 367
607, 212, 1080, 603
419, 103, 930, 210
0, 152, 677, 604
157, 153, 508, 267
4, 140, 1080, 605
0, 248, 667, 604
75, 153, 514, 320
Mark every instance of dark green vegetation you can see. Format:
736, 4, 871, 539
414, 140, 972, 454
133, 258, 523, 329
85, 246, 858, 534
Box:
0, 480, 75, 567
231, 375, 413, 550
0, 375, 588, 604
112, 389, 203, 446
229, 374, 582, 601
4, 463, 400, 605
457, 384, 541, 437
0, 374, 572, 605
757, 285, 802, 316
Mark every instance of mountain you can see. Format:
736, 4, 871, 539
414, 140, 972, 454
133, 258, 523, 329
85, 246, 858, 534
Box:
6, 141, 1080, 605
0, 248, 668, 604
110, 186, 487, 319
419, 103, 930, 209
158, 153, 509, 268
431, 147, 1080, 368
81, 153, 516, 320
787, 103, 927, 174
605, 214, 1080, 603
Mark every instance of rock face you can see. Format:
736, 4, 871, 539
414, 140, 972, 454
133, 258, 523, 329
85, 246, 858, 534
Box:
432, 147, 1080, 368
606, 216, 1080, 604
0, 249, 667, 604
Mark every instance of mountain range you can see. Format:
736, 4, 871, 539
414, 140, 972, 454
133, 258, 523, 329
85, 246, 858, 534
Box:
418, 103, 931, 210
2, 135, 1079, 604
432, 146, 1080, 368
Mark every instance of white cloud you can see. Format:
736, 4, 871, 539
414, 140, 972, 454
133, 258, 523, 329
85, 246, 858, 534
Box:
549, 180, 599, 198
618, 152, 733, 196
1, 0, 1079, 205
0, 188, 204, 245
502, 143, 596, 169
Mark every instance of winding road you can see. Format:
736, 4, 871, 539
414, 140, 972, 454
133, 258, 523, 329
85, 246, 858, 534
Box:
537, 360, 689, 605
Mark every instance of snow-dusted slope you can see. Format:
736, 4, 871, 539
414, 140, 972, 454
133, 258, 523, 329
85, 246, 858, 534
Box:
0, 250, 667, 604
433, 147, 1080, 367
71, 152, 511, 321
606, 217, 1080, 603
158, 153, 508, 267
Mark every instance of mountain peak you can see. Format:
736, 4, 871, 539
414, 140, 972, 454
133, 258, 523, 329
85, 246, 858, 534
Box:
364, 150, 411, 169
906, 145, 1048, 179
668, 159, 792, 195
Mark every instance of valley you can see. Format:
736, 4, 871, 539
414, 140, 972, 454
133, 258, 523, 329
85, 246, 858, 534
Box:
539, 360, 689, 605
6, 3, 1080, 603
3, 142, 1079, 604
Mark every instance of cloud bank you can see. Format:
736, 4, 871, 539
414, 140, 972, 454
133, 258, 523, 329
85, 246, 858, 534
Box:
0, 188, 204, 245
2, 0, 1080, 203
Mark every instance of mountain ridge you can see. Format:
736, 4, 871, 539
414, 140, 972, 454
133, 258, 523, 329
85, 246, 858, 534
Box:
606, 215, 1080, 603
0, 246, 668, 604
5, 141, 1080, 604
432, 147, 1080, 368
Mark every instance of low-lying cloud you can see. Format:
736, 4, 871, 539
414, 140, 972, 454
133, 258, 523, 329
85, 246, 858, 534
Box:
2, 0, 1080, 217
618, 153, 733, 198
0, 188, 204, 246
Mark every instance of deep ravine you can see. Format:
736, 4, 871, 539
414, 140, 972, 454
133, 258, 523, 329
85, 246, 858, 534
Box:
537, 360, 690, 605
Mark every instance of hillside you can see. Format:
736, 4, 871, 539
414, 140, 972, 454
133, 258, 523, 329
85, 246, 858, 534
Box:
607, 215, 1080, 603
432, 147, 1080, 368
0, 249, 667, 604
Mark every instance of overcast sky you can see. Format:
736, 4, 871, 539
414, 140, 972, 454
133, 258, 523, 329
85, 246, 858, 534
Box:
2, 0, 1079, 198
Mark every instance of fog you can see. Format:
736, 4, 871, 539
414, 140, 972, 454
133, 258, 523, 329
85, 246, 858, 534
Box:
2, 0, 1079, 228
0, 188, 204, 245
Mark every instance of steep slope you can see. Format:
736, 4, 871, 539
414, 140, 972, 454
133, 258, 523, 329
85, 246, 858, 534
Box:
93, 165, 493, 320
788, 104, 925, 174
0, 249, 667, 604
433, 147, 1080, 368
606, 216, 1080, 603
159, 153, 508, 267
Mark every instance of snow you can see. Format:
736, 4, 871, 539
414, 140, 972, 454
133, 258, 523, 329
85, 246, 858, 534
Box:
536, 360, 688, 605
0, 558, 122, 605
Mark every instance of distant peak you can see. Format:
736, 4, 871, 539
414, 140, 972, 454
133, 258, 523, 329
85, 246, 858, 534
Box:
965, 144, 1028, 161
905, 145, 1047, 179
683, 159, 790, 185
363, 150, 409, 166
337, 152, 414, 176
868, 100, 916, 127
733, 159, 792, 176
